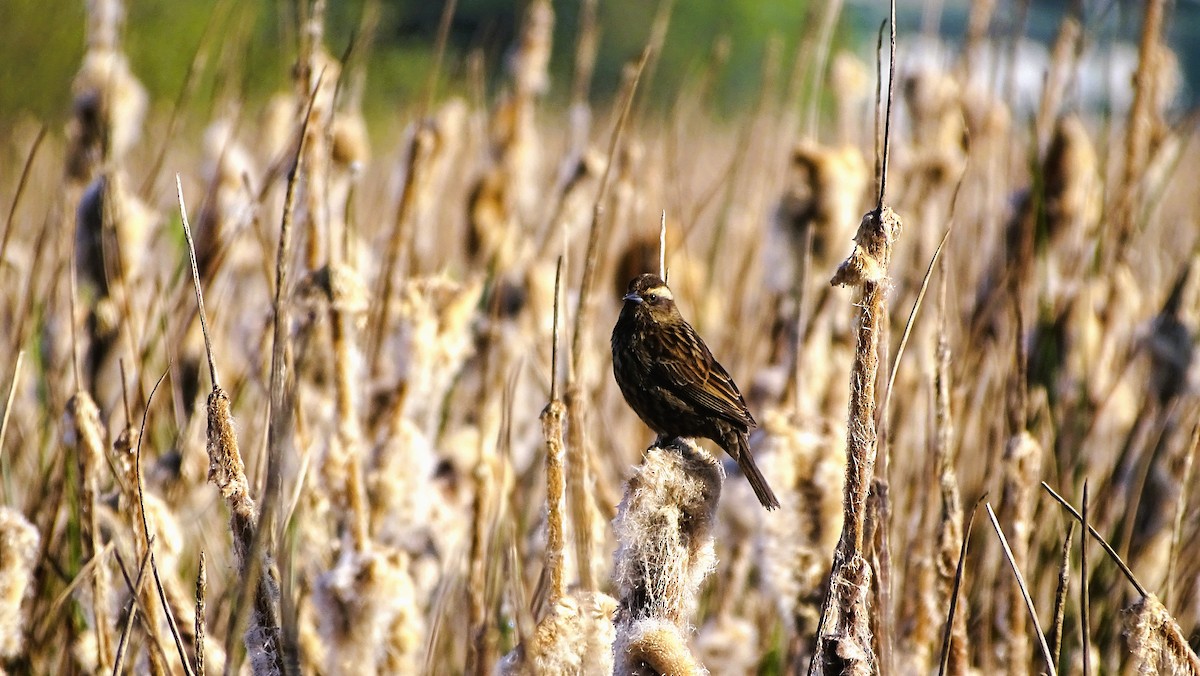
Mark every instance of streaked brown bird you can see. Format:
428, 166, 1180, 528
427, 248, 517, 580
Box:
611, 273, 780, 510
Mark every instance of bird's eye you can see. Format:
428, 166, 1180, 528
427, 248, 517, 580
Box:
646, 293, 658, 303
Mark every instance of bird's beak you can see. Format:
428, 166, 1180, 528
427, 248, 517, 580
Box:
623, 292, 643, 304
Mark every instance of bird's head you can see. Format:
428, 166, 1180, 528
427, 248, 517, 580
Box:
621, 273, 681, 323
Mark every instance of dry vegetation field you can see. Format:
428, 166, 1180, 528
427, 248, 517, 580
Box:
1, 0, 1198, 673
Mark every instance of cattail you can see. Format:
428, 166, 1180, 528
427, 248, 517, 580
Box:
994, 432, 1042, 674
503, 591, 616, 675
66, 13, 147, 181
0, 507, 39, 659
510, 0, 554, 98
63, 391, 114, 672
75, 172, 156, 297
814, 205, 903, 674
757, 410, 844, 666
611, 439, 721, 674
205, 387, 284, 675
1125, 594, 1200, 675
694, 615, 757, 675
314, 547, 425, 674
776, 143, 868, 275
1034, 116, 1102, 317
196, 116, 259, 282
830, 52, 871, 148
297, 263, 371, 549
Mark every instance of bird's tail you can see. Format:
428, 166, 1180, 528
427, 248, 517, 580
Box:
730, 432, 780, 510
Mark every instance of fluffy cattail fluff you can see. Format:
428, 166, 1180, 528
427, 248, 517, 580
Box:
389, 277, 482, 432
0, 507, 39, 659
694, 615, 758, 675
314, 546, 425, 674
1124, 594, 1200, 674
500, 591, 617, 675
612, 438, 721, 674
757, 410, 844, 647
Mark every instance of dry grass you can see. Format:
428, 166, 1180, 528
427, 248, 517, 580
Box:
0, 0, 1198, 673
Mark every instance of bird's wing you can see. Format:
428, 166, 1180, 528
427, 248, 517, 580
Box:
651, 322, 757, 429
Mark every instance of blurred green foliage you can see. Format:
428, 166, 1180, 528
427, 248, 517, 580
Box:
0, 0, 819, 125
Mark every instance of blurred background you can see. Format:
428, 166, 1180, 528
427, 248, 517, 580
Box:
3, 0, 1198, 129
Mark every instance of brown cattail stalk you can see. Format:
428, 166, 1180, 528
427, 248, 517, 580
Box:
813, 204, 902, 674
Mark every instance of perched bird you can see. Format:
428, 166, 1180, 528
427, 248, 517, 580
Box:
611, 273, 780, 510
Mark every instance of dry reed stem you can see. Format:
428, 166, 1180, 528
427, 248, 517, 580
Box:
1035, 15, 1082, 153
813, 204, 902, 675
1081, 481, 1091, 676
1125, 594, 1200, 675
933, 270, 969, 674
368, 122, 435, 375
0, 126, 47, 270
207, 386, 284, 675
138, 2, 223, 198
133, 373, 194, 676
1040, 482, 1147, 596
195, 551, 206, 676
1049, 523, 1075, 669
566, 46, 650, 591
543, 257, 567, 606
63, 390, 115, 671
112, 417, 171, 676
0, 350, 25, 502
1165, 423, 1198, 608
0, 506, 39, 659
938, 497, 982, 676
985, 503, 1056, 676
568, 0, 599, 150
220, 71, 324, 674
466, 389, 501, 675
111, 543, 153, 675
